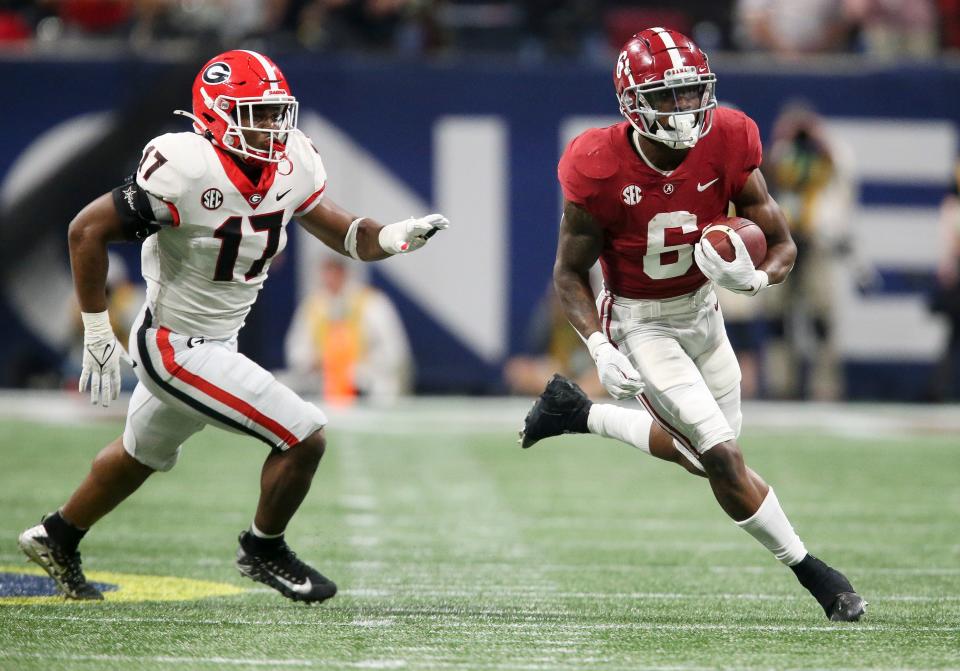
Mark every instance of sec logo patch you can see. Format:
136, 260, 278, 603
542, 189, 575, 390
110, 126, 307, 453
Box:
201, 188, 223, 210
622, 184, 643, 206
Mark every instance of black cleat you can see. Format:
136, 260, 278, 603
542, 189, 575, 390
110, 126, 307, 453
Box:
519, 374, 592, 449
17, 523, 103, 600
235, 532, 337, 604
791, 554, 867, 621
828, 591, 868, 622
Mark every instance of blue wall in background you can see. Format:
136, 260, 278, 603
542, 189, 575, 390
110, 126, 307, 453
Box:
1, 57, 958, 397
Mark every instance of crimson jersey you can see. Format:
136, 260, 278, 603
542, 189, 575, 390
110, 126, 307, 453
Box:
558, 107, 762, 299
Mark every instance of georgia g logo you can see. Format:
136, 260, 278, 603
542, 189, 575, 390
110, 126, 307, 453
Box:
202, 62, 231, 85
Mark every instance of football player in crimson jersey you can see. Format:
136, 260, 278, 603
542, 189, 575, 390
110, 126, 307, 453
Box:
520, 28, 866, 621
18, 50, 449, 602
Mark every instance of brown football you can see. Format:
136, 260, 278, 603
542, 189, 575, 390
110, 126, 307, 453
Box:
701, 217, 767, 266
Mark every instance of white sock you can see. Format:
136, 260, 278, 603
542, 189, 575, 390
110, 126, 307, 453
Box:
587, 404, 652, 454
250, 522, 284, 539
735, 488, 807, 566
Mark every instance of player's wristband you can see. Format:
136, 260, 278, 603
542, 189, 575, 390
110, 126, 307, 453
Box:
750, 270, 770, 295
730, 270, 770, 296
378, 219, 412, 254
81, 310, 113, 339
344, 217, 365, 260
586, 332, 609, 361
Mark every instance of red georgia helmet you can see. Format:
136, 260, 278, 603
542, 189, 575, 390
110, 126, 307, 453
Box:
178, 50, 299, 164
613, 28, 717, 149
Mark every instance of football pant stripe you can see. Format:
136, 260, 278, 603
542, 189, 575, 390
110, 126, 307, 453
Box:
638, 391, 701, 459
154, 327, 301, 449
601, 292, 614, 343
136, 309, 274, 448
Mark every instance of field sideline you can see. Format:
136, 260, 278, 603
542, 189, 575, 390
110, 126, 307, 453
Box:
1, 396, 958, 670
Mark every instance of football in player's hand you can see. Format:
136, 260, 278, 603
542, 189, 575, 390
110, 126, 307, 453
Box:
701, 217, 767, 266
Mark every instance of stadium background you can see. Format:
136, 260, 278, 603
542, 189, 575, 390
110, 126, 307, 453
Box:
1, 4, 959, 670
0, 4, 958, 399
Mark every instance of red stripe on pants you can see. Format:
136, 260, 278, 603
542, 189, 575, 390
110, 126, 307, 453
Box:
155, 327, 300, 447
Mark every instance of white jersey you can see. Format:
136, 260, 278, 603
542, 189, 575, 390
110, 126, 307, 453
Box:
135, 130, 327, 338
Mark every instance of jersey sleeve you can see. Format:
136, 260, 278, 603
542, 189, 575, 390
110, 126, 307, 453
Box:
296, 137, 328, 215
557, 131, 619, 226
558, 139, 595, 206
134, 134, 202, 226
730, 114, 763, 196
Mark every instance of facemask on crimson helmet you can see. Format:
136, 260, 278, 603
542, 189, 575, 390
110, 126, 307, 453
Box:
614, 28, 717, 150
176, 49, 299, 164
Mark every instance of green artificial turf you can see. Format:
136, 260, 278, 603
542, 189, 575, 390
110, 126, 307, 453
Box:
1, 416, 957, 670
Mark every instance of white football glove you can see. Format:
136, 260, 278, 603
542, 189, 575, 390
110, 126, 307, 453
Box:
378, 214, 450, 254
694, 231, 769, 296
586, 332, 645, 400
79, 310, 133, 407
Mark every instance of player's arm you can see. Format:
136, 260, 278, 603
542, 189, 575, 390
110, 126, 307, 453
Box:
298, 196, 448, 261
554, 201, 644, 399
695, 168, 797, 295
69, 183, 164, 406
554, 201, 605, 339
68, 193, 128, 313
731, 168, 797, 285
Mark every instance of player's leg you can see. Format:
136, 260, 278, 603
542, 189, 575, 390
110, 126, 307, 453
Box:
519, 374, 704, 476
132, 311, 336, 602
18, 381, 201, 599
253, 429, 326, 535
694, 314, 866, 621
235, 428, 336, 603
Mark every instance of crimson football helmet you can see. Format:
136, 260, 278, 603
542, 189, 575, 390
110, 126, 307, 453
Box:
614, 27, 717, 150
176, 50, 298, 164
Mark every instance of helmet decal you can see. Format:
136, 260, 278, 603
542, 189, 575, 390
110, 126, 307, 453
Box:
201, 62, 231, 85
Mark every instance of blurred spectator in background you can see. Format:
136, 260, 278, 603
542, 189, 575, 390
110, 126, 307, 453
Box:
285, 256, 412, 405
763, 102, 861, 400
734, 0, 857, 55
503, 281, 603, 398
846, 0, 938, 59
716, 278, 768, 400
928, 165, 960, 400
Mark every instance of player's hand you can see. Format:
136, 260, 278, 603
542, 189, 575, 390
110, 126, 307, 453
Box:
586, 332, 645, 400
694, 233, 769, 296
379, 214, 450, 254
79, 310, 133, 407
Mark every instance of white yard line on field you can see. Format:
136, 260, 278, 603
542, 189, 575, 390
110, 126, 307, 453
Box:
8, 612, 960, 632
3, 392, 960, 437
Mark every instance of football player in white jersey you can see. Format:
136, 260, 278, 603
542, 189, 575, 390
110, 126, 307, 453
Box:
18, 50, 449, 602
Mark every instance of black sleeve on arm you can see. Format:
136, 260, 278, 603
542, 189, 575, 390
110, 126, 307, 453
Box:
111, 176, 162, 241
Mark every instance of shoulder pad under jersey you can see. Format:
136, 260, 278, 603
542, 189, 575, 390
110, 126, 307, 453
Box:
566, 127, 621, 180
135, 132, 209, 202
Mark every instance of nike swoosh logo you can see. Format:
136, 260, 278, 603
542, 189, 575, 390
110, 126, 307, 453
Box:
276, 188, 293, 201
274, 574, 313, 595
697, 178, 719, 192
87, 342, 115, 366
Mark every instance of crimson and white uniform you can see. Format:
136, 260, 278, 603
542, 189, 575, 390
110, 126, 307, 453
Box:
124, 130, 328, 470
558, 107, 762, 462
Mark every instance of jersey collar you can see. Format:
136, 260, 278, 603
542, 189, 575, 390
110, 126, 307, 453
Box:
212, 146, 278, 210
